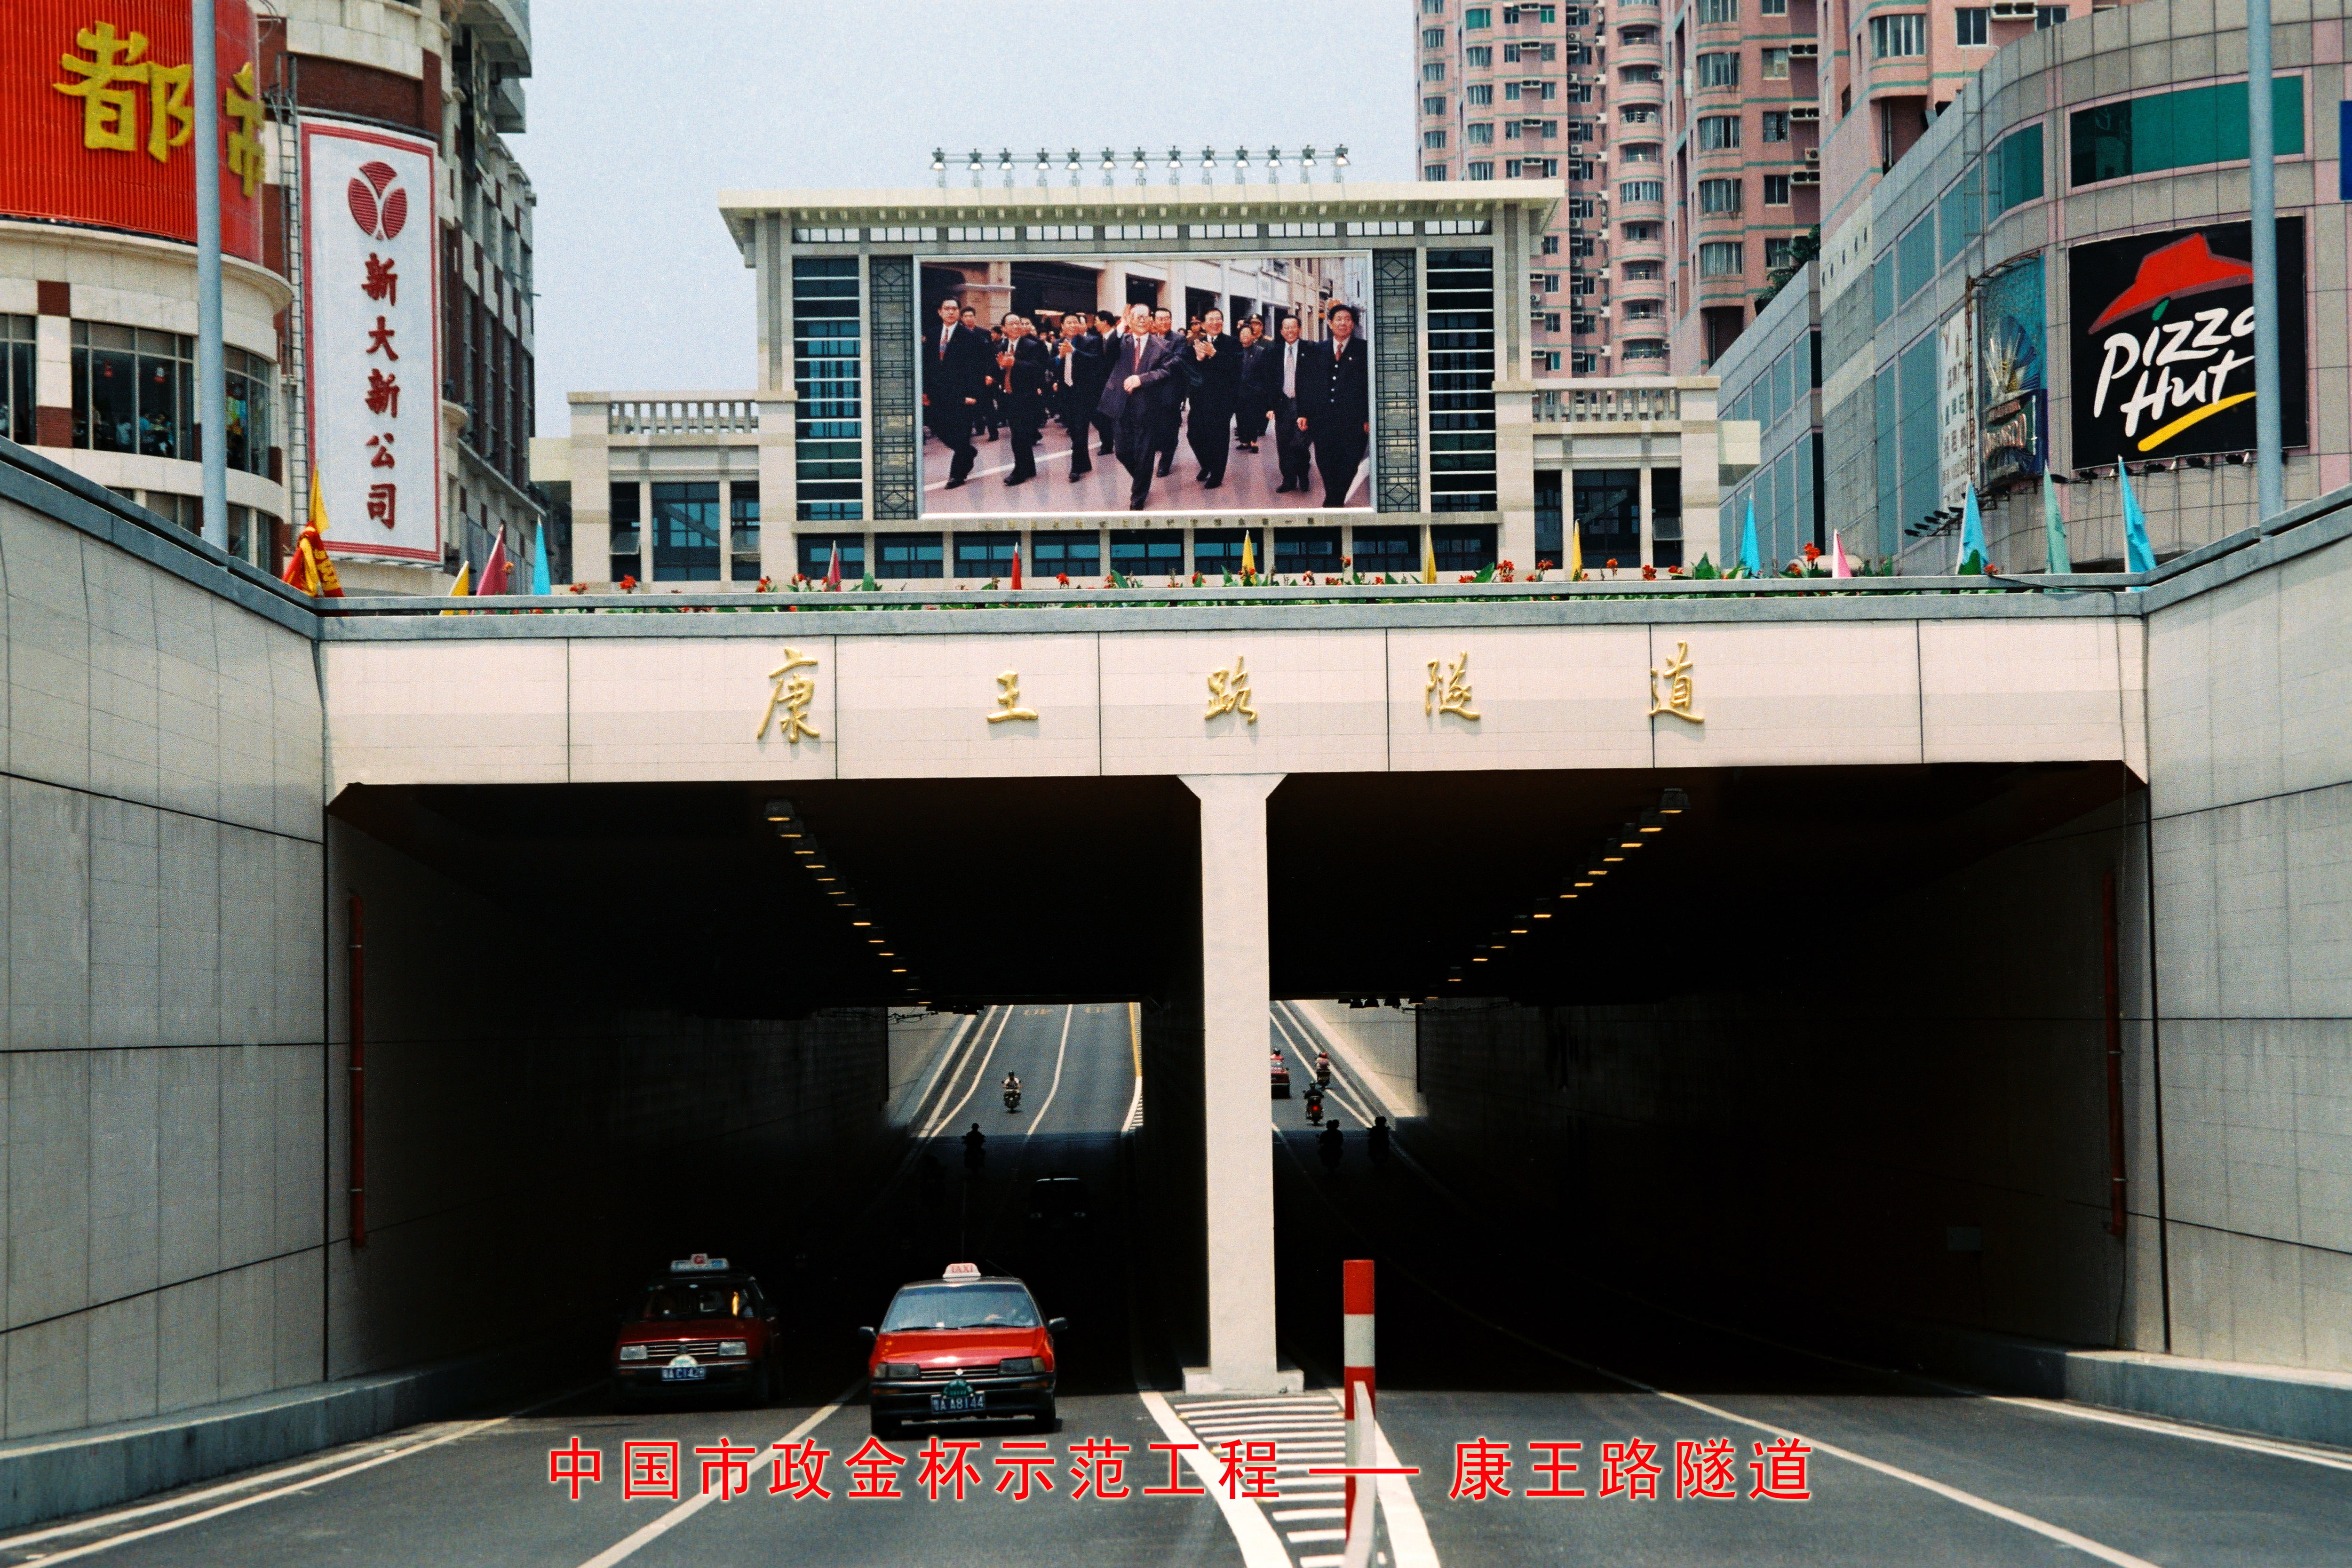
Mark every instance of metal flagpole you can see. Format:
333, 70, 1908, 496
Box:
2246, 0, 2283, 523
191, 0, 229, 550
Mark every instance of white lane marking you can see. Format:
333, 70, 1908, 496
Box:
921, 1006, 1013, 1137
1167, 1391, 1438, 1568
1270, 1010, 1376, 1130
899, 1010, 980, 1124
1121, 1077, 1144, 1133
573, 1383, 858, 1568
1023, 1004, 1074, 1136
1137, 1390, 1293, 1568
1975, 1393, 2352, 1472
1287, 1529, 1347, 1543
0, 1381, 597, 1565
1274, 1508, 1347, 1521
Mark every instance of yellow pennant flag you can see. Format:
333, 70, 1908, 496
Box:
1420, 528, 1437, 584
1566, 514, 1582, 579
1240, 532, 1256, 578
439, 561, 470, 615
279, 471, 343, 596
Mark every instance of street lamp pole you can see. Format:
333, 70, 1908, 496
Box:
2247, 0, 2283, 522
191, 0, 228, 550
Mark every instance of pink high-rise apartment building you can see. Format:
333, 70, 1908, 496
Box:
1416, 0, 1677, 373
1660, 0, 1823, 368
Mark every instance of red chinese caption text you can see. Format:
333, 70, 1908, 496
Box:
1448, 1435, 1812, 1503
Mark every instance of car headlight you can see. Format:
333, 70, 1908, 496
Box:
876, 1362, 921, 1380
998, 1356, 1041, 1375
619, 1345, 648, 1362
719, 1339, 748, 1358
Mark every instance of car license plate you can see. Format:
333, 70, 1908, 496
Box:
661, 1365, 706, 1382
930, 1379, 983, 1414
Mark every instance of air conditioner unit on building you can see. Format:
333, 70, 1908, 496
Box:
1989, 1, 2036, 16
1804, 147, 1820, 163
1791, 168, 1821, 186
1788, 40, 1819, 56
1789, 104, 1821, 120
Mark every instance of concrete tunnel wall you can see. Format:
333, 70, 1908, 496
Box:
0, 466, 915, 1449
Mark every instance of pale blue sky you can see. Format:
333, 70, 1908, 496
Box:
516, 0, 1414, 431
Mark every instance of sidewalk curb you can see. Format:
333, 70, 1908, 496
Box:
2062, 1350, 2352, 1449
0, 1341, 558, 1530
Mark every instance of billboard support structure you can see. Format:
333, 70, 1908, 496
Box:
192, 0, 228, 551
2248, 0, 2284, 521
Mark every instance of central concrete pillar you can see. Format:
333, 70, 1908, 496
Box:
1180, 773, 1297, 1394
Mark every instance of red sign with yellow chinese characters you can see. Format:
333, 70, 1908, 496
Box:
0, 2, 264, 262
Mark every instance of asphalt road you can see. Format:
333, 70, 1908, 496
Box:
6, 1003, 2348, 1567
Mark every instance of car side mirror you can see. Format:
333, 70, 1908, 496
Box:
1048, 1317, 1069, 1336
858, 1326, 876, 1345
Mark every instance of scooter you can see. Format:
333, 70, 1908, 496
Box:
1315, 1053, 1332, 1088
1303, 1089, 1325, 1123
1003, 1086, 1022, 1112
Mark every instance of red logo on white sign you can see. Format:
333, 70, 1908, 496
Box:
346, 161, 409, 241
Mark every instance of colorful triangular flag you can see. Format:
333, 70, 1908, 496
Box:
1956, 483, 1987, 574
2043, 472, 2072, 573
2119, 460, 2155, 575
1829, 529, 1852, 578
1738, 499, 1763, 577
530, 519, 553, 595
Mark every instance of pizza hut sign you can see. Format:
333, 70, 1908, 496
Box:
2068, 218, 2306, 464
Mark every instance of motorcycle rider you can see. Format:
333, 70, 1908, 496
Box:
1315, 1051, 1332, 1086
1318, 1118, 1343, 1171
1002, 1070, 1023, 1109
1368, 1115, 1392, 1167
962, 1122, 986, 1169
1303, 1085, 1325, 1122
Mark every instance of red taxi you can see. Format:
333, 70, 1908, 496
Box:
1271, 1051, 1292, 1098
864, 1263, 1064, 1437
611, 1255, 779, 1410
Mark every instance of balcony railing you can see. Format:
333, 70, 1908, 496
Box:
1532, 381, 1683, 423
608, 399, 759, 435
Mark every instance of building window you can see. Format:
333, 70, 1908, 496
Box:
1109, 529, 1184, 580
0, 315, 33, 445
1351, 525, 1418, 576
1620, 179, 1666, 202
651, 481, 721, 581
1539, 310, 1564, 330
1542, 231, 1565, 252
1193, 528, 1265, 577
1765, 236, 1800, 268
608, 481, 640, 581
1762, 110, 1791, 141
1621, 63, 1663, 84
1569, 273, 1595, 296
950, 532, 1017, 581
1432, 524, 1497, 573
1029, 529, 1099, 580
1622, 103, 1661, 124
2035, 5, 2067, 24
1533, 272, 1561, 293
1424, 25, 1447, 46
1697, 0, 1736, 19
1625, 260, 1664, 279
1273, 526, 1342, 577
1426, 247, 1498, 512
2069, 76, 2304, 187
1466, 45, 1493, 65
1700, 178, 1743, 213
1467, 122, 1493, 144
1869, 14, 1924, 56
1573, 470, 1640, 564
1986, 122, 2045, 212
1503, 2, 1558, 18
1623, 220, 1661, 239
71, 323, 187, 460
1467, 83, 1493, 104
1571, 350, 1599, 372
1623, 298, 1664, 318
1762, 46, 1790, 77
874, 533, 944, 579
1567, 81, 1595, 102
1424, 164, 1451, 181
1568, 158, 1597, 179
1764, 174, 1792, 204
1468, 160, 1496, 179
1570, 235, 1596, 257
798, 532, 865, 580
1423, 0, 1445, 11
1465, 5, 1491, 24
1424, 129, 1450, 149
792, 257, 863, 522
1424, 95, 1447, 115
1505, 158, 1561, 177
729, 480, 761, 580
1956, 7, 1989, 43
1695, 52, 1740, 87
1761, 0, 1787, 13
1699, 241, 1745, 276
1504, 41, 1559, 61
1423, 61, 1447, 80
1697, 115, 1741, 150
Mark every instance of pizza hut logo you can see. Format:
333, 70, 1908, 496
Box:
346, 161, 409, 242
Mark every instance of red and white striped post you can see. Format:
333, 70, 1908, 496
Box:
1343, 1258, 1376, 1562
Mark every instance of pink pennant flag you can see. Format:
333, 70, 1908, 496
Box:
1829, 530, 1853, 579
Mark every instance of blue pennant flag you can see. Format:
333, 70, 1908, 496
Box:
2118, 459, 2156, 577
1738, 497, 1764, 577
1956, 483, 1988, 574
530, 519, 553, 595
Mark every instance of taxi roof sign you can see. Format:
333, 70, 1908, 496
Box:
943, 1262, 982, 1280
670, 1254, 731, 1273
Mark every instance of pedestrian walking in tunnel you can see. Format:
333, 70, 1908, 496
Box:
1318, 1118, 1344, 1172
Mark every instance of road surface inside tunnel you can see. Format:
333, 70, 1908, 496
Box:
9, 1005, 2351, 1568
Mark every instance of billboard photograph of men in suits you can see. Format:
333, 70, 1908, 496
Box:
919, 252, 1374, 516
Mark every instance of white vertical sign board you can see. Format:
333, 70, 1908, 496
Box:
302, 123, 442, 563
1937, 304, 1976, 510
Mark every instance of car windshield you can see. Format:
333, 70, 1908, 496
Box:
633, 1281, 751, 1322
882, 1282, 1041, 1332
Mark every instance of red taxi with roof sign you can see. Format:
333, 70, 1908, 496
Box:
863, 1263, 1065, 1436
611, 1254, 779, 1409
